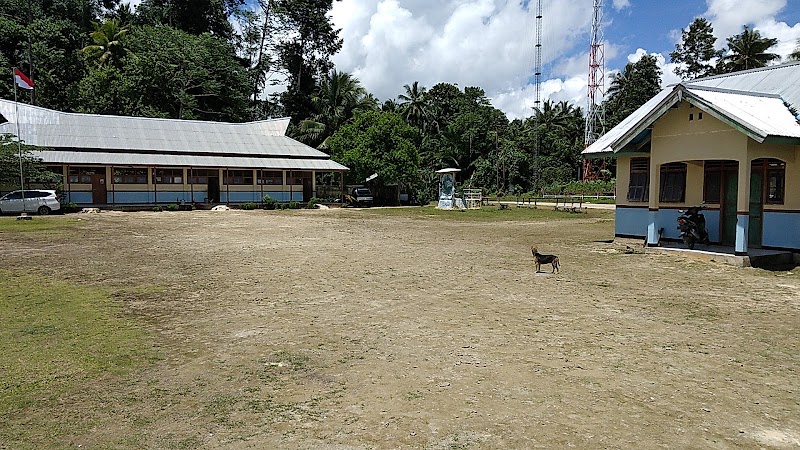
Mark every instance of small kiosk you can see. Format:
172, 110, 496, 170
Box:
436, 168, 462, 209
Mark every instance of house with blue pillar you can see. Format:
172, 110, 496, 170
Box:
0, 99, 348, 207
583, 62, 800, 255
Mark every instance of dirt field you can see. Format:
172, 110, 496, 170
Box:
2, 208, 800, 449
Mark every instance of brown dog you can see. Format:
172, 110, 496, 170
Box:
531, 246, 560, 273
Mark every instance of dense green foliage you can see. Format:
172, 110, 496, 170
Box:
0, 135, 60, 189
604, 55, 663, 129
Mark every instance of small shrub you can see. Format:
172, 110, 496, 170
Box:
262, 195, 277, 210
64, 202, 79, 213
152, 205, 163, 212
165, 203, 179, 211
305, 197, 320, 209
242, 202, 257, 210
288, 201, 300, 210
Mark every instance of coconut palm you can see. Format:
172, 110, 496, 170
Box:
720, 26, 780, 72
397, 81, 430, 129
82, 19, 130, 67
296, 70, 375, 149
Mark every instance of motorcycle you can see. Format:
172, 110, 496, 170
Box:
677, 206, 710, 249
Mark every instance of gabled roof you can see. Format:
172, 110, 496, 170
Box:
583, 62, 800, 158
0, 99, 349, 171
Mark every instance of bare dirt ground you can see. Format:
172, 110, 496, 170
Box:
2, 209, 800, 449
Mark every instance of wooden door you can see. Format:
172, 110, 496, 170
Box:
749, 171, 763, 247
303, 177, 313, 202
91, 173, 107, 205
721, 172, 738, 246
208, 177, 220, 203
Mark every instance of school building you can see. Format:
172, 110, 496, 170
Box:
0, 99, 348, 206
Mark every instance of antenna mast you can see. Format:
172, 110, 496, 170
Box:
583, 0, 605, 180
533, 0, 543, 188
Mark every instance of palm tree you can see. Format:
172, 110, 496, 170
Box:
397, 81, 430, 129
296, 70, 375, 149
82, 19, 130, 67
721, 26, 780, 72
789, 39, 800, 61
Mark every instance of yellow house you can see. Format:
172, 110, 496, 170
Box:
583, 62, 800, 254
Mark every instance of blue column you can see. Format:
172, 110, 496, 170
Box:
735, 213, 749, 255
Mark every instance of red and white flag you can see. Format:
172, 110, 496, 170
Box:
13, 68, 34, 90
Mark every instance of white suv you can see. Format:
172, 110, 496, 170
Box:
0, 190, 61, 215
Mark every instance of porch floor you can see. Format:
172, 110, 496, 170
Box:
648, 242, 797, 268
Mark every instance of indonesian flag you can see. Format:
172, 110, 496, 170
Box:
13, 68, 34, 90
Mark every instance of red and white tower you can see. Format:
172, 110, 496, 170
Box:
583, 0, 605, 180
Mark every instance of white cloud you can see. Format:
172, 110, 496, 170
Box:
612, 0, 631, 11
703, 0, 800, 60
331, 0, 593, 118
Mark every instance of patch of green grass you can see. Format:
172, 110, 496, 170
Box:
0, 270, 154, 448
362, 206, 610, 222
0, 216, 84, 233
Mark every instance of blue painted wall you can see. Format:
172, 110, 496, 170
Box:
617, 207, 721, 242
763, 211, 800, 250
615, 207, 649, 237
66, 192, 92, 204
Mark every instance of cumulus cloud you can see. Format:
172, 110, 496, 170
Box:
612, 0, 631, 11
331, 0, 594, 118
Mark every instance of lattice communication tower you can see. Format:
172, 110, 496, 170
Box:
533, 0, 543, 187
583, 0, 605, 181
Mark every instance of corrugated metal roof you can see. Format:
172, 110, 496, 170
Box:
34, 150, 349, 171
0, 100, 341, 162
688, 87, 800, 141
687, 62, 800, 109
583, 62, 800, 157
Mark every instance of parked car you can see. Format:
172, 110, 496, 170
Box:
0, 190, 61, 215
349, 187, 374, 207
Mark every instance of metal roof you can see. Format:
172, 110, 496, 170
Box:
687, 61, 800, 109
583, 62, 800, 158
34, 150, 349, 171
0, 100, 347, 170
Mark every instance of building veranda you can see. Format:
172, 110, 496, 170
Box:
583, 62, 800, 254
0, 99, 348, 207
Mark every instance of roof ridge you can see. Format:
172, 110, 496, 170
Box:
685, 85, 783, 99
686, 61, 800, 84
0, 98, 290, 126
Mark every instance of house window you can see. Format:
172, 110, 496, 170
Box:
753, 158, 785, 204
188, 169, 217, 184
223, 169, 254, 185
627, 157, 650, 202
287, 171, 309, 185
68, 166, 103, 184
257, 170, 283, 185
113, 168, 148, 184
154, 168, 183, 184
659, 162, 687, 203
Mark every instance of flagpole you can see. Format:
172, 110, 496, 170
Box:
13, 67, 28, 218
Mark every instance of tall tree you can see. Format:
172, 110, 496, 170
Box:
135, 0, 244, 39
719, 26, 780, 73
272, 0, 342, 122
604, 54, 662, 128
670, 18, 723, 80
